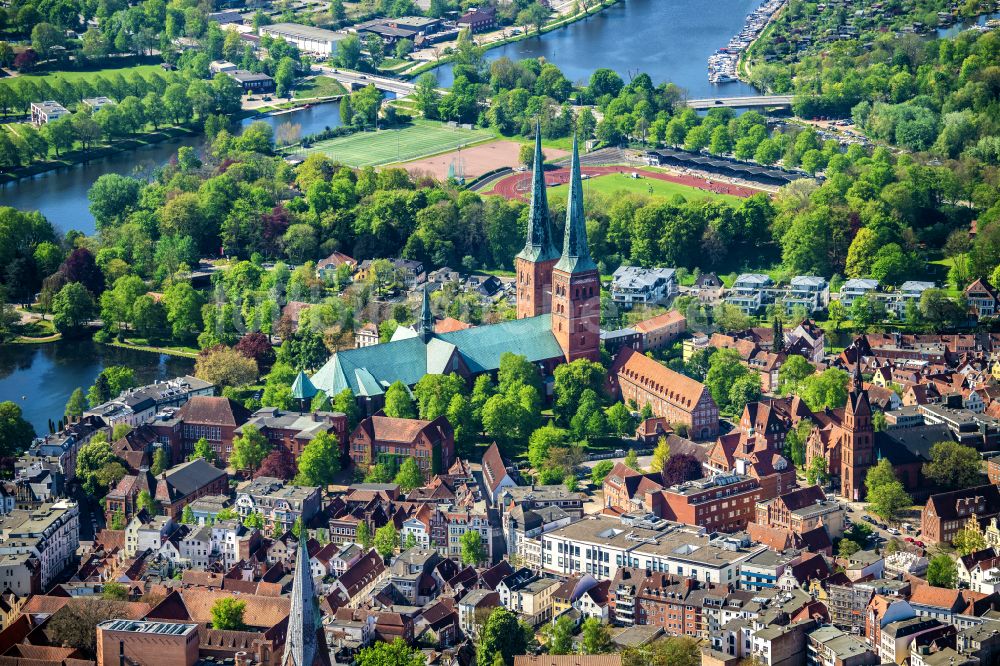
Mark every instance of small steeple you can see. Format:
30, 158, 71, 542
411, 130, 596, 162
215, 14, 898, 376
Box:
515, 122, 559, 264
282, 534, 318, 666
418, 284, 433, 343
554, 134, 597, 274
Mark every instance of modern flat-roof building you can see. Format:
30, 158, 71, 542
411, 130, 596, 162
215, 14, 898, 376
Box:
839, 278, 880, 308
260, 22, 347, 55
30, 101, 69, 126
610, 266, 678, 309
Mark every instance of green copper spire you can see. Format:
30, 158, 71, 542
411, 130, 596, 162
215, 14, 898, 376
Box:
554, 134, 597, 274
291, 370, 317, 401
418, 284, 433, 342
515, 124, 559, 263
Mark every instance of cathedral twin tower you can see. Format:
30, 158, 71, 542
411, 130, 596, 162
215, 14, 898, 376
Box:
515, 129, 601, 363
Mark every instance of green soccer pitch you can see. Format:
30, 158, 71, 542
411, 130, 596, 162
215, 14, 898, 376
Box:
299, 121, 494, 167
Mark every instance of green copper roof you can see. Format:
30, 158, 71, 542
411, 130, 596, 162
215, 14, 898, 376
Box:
290, 370, 318, 400
554, 135, 598, 274
515, 126, 559, 264
311, 315, 563, 396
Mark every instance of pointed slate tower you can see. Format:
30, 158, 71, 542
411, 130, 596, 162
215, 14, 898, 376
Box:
515, 123, 560, 319
550, 135, 600, 362
282, 534, 318, 666
418, 284, 434, 343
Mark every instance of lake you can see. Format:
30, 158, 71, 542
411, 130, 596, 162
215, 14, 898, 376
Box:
428, 0, 761, 97
0, 340, 195, 436
0, 100, 345, 237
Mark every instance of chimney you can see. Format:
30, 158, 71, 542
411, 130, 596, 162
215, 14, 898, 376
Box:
235, 651, 249, 666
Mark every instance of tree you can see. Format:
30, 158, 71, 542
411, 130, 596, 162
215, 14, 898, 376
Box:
624, 449, 641, 471
333, 389, 360, 430
606, 402, 636, 436
923, 440, 983, 490
777, 355, 815, 394
704, 348, 749, 411
528, 424, 572, 471
0, 401, 35, 456
65, 388, 87, 421
414, 73, 440, 120
191, 437, 215, 463
150, 448, 168, 476
545, 615, 574, 655
356, 521, 373, 548
137, 489, 157, 515
181, 505, 195, 524
553, 358, 605, 422
109, 509, 126, 530
356, 639, 424, 666
374, 522, 398, 559
661, 453, 704, 486
76, 439, 126, 496
800, 369, 850, 411
926, 554, 958, 588
838, 538, 860, 557
295, 431, 340, 487
210, 598, 246, 630
52, 282, 96, 336
953, 517, 988, 556
88, 174, 143, 230
805, 456, 828, 487
195, 346, 259, 388
275, 57, 296, 98
477, 608, 526, 666
102, 582, 128, 601
244, 512, 264, 530
728, 373, 762, 413
591, 460, 614, 486
384, 380, 416, 419
580, 617, 612, 655
230, 425, 271, 473
413, 373, 465, 420
460, 529, 486, 565
47, 599, 129, 657
650, 436, 671, 472
394, 456, 424, 491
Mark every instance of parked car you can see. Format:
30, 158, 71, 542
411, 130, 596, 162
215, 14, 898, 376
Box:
862, 515, 874, 523
915, 540, 925, 548
888, 528, 900, 535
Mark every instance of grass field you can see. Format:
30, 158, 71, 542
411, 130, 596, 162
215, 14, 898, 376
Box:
546, 172, 743, 204
16, 64, 164, 86
299, 120, 495, 167
294, 76, 348, 99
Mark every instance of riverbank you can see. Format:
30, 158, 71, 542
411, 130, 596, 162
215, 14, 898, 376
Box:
402, 0, 624, 81
736, 0, 786, 84
102, 339, 200, 359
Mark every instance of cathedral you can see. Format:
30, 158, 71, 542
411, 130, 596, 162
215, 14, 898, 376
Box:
312, 130, 600, 411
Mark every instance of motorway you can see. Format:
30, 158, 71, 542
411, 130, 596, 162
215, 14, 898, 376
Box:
686, 95, 795, 109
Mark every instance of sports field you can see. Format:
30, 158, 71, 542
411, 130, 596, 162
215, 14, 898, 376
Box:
299, 121, 495, 167
546, 171, 744, 204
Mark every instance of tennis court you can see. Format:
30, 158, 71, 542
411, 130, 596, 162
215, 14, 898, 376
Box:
299, 121, 495, 167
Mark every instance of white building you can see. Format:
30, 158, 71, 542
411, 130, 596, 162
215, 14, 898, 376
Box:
30, 101, 69, 126
0, 500, 79, 591
839, 278, 880, 308
260, 23, 348, 55
610, 266, 678, 309
891, 281, 935, 315
726, 273, 773, 314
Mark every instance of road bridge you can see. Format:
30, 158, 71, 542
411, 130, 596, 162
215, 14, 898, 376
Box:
686, 95, 795, 110
318, 67, 418, 97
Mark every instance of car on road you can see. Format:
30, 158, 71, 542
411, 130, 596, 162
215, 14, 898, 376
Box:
715, 100, 723, 104
915, 540, 925, 548
862, 515, 874, 523
888, 528, 900, 535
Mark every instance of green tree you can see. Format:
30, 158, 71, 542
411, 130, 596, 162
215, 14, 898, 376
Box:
52, 282, 96, 336
923, 440, 983, 490
191, 437, 215, 463
181, 505, 195, 524
295, 431, 341, 487
460, 529, 486, 565
244, 512, 264, 530
606, 402, 636, 436
650, 436, 671, 472
805, 456, 828, 487
590, 460, 615, 486
777, 355, 815, 394
545, 615, 574, 655
194, 346, 259, 388
838, 539, 860, 557
88, 174, 143, 230
374, 522, 399, 559
953, 519, 989, 556
704, 348, 748, 411
728, 373, 762, 413
477, 608, 526, 666
76, 439, 126, 496
393, 456, 424, 491
210, 598, 246, 630
926, 554, 958, 588
867, 480, 911, 523
800, 369, 850, 411
580, 616, 612, 654
356, 638, 424, 666
356, 521, 373, 548
230, 425, 271, 473
624, 448, 641, 471
137, 489, 157, 515
109, 509, 126, 530
64, 388, 87, 421
553, 358, 605, 422
0, 401, 35, 456
102, 582, 128, 601
384, 380, 416, 419
333, 389, 361, 430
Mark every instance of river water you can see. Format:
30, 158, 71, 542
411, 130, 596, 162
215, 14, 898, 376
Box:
0, 340, 195, 436
429, 0, 761, 96
0, 101, 345, 237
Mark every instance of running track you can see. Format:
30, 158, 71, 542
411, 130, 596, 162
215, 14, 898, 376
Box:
487, 165, 763, 200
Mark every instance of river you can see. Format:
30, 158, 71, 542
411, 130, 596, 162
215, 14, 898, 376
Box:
0, 339, 195, 436
429, 0, 761, 96
0, 101, 345, 237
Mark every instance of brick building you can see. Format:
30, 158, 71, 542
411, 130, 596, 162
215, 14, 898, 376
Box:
150, 396, 250, 464
632, 310, 687, 351
236, 407, 347, 459
657, 475, 762, 532
610, 346, 719, 440
921, 484, 1000, 545
755, 485, 846, 538
96, 620, 200, 666
349, 414, 455, 479
152, 459, 229, 519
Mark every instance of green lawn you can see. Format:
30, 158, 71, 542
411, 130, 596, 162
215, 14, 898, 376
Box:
299, 120, 495, 167
293, 76, 348, 99
16, 64, 164, 86
545, 172, 743, 204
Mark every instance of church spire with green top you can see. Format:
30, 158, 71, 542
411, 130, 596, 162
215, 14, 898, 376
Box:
418, 284, 433, 342
554, 134, 597, 274
515, 122, 559, 263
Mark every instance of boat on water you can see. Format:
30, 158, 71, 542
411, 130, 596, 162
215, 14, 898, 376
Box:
707, 0, 786, 84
